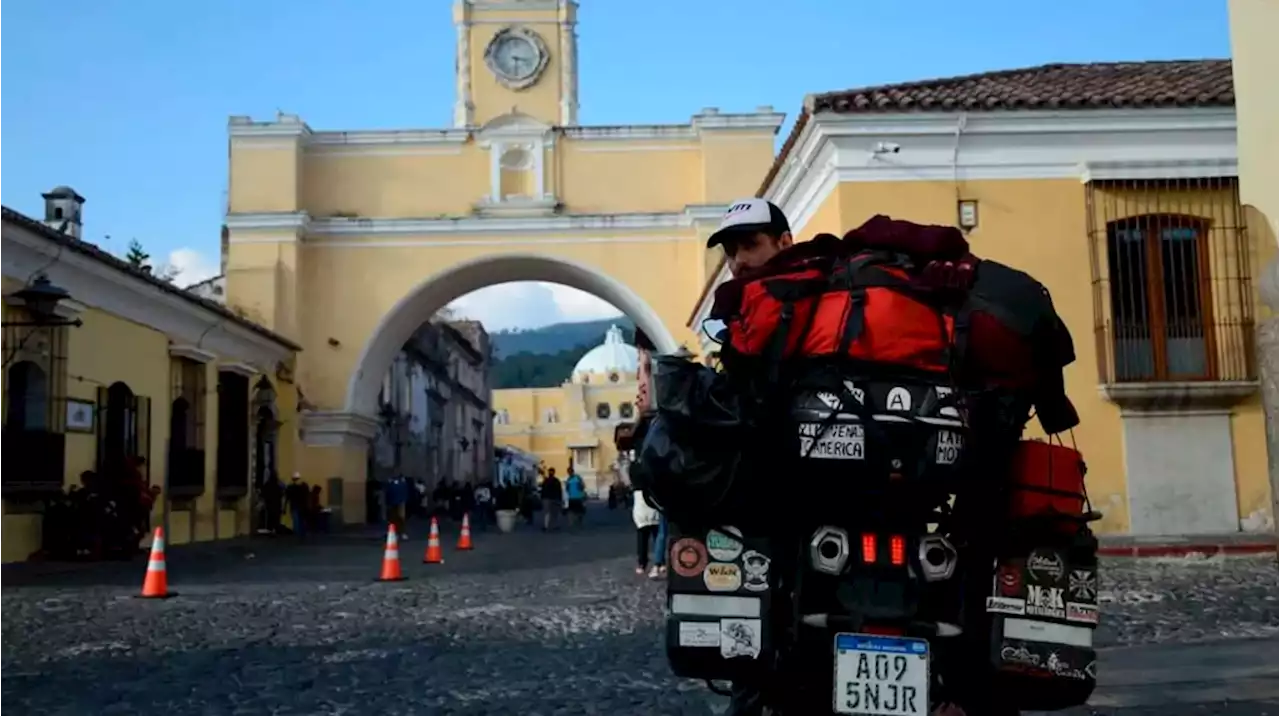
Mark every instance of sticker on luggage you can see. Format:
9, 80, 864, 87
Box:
934, 430, 964, 465
798, 422, 864, 460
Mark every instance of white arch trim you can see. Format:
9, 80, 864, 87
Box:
343, 252, 679, 417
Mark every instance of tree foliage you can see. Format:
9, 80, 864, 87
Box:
488, 320, 638, 389
122, 239, 178, 283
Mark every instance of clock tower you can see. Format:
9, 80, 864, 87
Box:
453, 0, 579, 128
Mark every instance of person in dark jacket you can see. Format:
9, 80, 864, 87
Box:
539, 468, 563, 531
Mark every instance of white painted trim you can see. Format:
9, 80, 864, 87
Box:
692, 110, 785, 133
343, 253, 678, 417
220, 362, 258, 378
225, 212, 309, 232
573, 143, 700, 153
300, 410, 380, 447
1080, 159, 1238, 182
688, 106, 1240, 332
309, 130, 470, 146
230, 110, 782, 156
226, 205, 728, 237
169, 344, 218, 364
306, 147, 465, 159
464, 0, 571, 12
308, 235, 696, 250
2, 220, 297, 373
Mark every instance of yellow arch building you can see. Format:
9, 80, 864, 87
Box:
223, 0, 780, 523
221, 1, 1275, 537
493, 324, 642, 494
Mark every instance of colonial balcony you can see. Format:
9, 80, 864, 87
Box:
1087, 177, 1258, 411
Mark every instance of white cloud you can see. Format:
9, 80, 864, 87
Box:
447, 282, 622, 331
162, 247, 220, 287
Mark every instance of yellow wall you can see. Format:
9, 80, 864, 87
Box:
1, 300, 293, 562
493, 380, 637, 487
464, 6, 571, 126
1228, 0, 1279, 300
826, 178, 1271, 534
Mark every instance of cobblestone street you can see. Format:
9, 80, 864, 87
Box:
2, 509, 1276, 715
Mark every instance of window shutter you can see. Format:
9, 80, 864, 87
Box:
137, 395, 152, 484
96, 385, 109, 471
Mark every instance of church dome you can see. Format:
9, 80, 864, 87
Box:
572, 325, 638, 381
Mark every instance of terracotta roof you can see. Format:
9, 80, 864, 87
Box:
1, 206, 302, 351
687, 59, 1237, 330
811, 59, 1234, 115
758, 59, 1233, 198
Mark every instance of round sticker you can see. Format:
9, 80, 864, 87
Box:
741, 550, 770, 592
670, 538, 709, 578
705, 529, 744, 562
703, 562, 743, 592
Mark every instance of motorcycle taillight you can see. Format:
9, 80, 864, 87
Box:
890, 535, 906, 566
860, 533, 877, 564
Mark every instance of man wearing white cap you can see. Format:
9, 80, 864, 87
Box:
706, 198, 795, 278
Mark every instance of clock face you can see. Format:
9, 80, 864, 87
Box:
493, 35, 539, 80
484, 27, 549, 90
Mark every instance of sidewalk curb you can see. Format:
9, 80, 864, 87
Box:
1097, 538, 1278, 558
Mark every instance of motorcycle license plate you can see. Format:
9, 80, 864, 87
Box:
833, 633, 929, 716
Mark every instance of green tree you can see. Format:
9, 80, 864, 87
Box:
125, 239, 150, 269
122, 239, 179, 283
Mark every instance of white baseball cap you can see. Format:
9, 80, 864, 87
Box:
706, 198, 792, 248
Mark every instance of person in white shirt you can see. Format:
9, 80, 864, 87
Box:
632, 488, 661, 576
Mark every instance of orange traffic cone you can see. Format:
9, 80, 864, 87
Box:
376, 525, 405, 582
423, 517, 445, 564
457, 513, 474, 551
139, 527, 175, 599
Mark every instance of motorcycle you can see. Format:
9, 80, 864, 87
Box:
659, 382, 1098, 716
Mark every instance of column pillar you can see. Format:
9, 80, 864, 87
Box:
1249, 254, 1280, 540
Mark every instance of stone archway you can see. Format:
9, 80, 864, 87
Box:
342, 252, 679, 418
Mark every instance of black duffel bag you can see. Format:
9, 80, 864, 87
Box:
631, 356, 768, 531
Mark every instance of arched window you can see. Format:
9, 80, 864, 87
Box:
170, 397, 191, 452
543, 408, 559, 424
100, 381, 139, 472
1106, 214, 1213, 381
5, 360, 49, 431
596, 402, 611, 420
618, 402, 634, 420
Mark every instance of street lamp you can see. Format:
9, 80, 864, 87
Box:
3, 274, 83, 369
2, 275, 83, 328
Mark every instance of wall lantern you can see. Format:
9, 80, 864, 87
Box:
2, 274, 82, 328
957, 199, 979, 232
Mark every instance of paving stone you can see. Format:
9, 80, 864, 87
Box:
2, 514, 1275, 715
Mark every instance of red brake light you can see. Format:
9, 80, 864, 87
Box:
890, 535, 906, 566
860, 533, 877, 564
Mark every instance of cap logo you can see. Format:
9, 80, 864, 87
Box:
727, 202, 754, 215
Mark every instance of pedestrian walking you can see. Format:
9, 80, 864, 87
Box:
632, 489, 660, 575
285, 472, 309, 537
565, 469, 587, 528
539, 468, 563, 531
385, 474, 409, 540
650, 511, 668, 579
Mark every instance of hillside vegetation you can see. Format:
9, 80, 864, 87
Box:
489, 318, 636, 389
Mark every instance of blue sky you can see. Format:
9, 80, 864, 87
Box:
2, 0, 1232, 329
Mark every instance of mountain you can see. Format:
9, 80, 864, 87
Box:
489, 317, 634, 359
489, 318, 636, 389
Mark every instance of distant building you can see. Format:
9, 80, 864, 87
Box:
187, 275, 226, 303
492, 324, 638, 496
371, 319, 493, 506
3, 190, 298, 562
